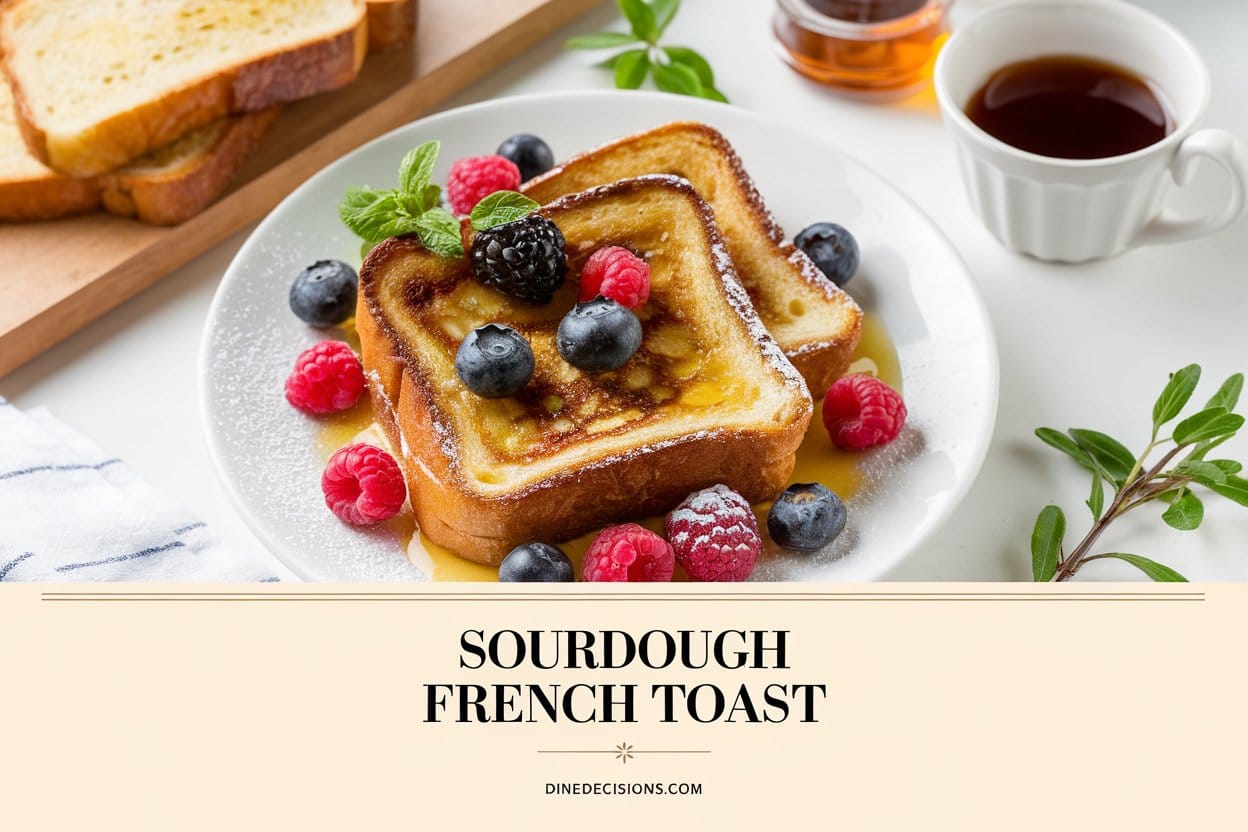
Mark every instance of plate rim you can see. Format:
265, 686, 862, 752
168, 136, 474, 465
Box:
199, 88, 1000, 582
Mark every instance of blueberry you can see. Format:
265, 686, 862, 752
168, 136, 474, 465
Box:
499, 542, 574, 582
556, 297, 642, 373
455, 324, 535, 398
497, 133, 555, 182
794, 223, 860, 287
289, 260, 358, 326
767, 483, 847, 552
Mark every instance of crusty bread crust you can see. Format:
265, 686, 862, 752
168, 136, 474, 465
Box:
523, 121, 862, 395
0, 173, 99, 221
100, 108, 279, 226
2, 6, 367, 176
367, 0, 417, 53
358, 177, 813, 564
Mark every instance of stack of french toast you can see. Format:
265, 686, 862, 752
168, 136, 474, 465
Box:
344, 122, 878, 577
0, 0, 416, 224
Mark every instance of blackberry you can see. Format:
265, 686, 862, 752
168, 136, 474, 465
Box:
471, 214, 567, 303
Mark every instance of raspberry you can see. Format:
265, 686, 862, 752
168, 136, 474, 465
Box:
664, 485, 761, 582
583, 524, 674, 582
578, 246, 650, 308
321, 443, 407, 525
285, 341, 366, 415
446, 154, 521, 215
822, 374, 906, 450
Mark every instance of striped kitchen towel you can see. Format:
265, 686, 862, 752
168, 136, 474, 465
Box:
0, 396, 291, 582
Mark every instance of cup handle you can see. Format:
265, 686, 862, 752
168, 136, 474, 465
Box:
1134, 128, 1248, 247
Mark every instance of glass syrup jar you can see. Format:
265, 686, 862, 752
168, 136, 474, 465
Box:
774, 0, 949, 97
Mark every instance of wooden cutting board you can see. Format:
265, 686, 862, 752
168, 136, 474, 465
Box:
0, 0, 603, 378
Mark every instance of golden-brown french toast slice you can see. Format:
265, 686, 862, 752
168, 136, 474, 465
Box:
523, 121, 862, 394
357, 176, 813, 564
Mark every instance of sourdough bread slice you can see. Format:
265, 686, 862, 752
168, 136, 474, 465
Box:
1, 0, 367, 176
366, 0, 417, 53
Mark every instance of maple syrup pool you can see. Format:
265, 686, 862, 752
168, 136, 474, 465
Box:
318, 313, 902, 581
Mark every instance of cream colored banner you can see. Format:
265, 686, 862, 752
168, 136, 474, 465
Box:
0, 584, 1242, 829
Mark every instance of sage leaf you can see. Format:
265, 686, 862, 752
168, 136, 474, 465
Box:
1162, 490, 1203, 531
1086, 470, 1104, 521
1036, 427, 1095, 471
1171, 460, 1228, 487
652, 60, 704, 96
565, 32, 641, 49
1069, 429, 1135, 484
1210, 460, 1244, 476
651, 0, 681, 35
1152, 364, 1200, 428
398, 141, 439, 197
617, 0, 657, 41
613, 48, 649, 89
470, 191, 539, 231
1173, 408, 1244, 446
1205, 373, 1244, 412
1208, 476, 1248, 508
1031, 505, 1064, 581
1094, 553, 1188, 582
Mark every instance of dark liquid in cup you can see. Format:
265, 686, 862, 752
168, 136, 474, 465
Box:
965, 56, 1175, 159
808, 0, 927, 23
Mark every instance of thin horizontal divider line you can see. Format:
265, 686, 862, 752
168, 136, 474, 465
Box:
40, 597, 1205, 603
40, 591, 1206, 598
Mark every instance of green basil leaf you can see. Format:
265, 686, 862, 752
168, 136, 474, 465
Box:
1031, 505, 1064, 582
617, 0, 657, 41
1035, 427, 1095, 471
470, 191, 540, 231
565, 31, 641, 49
1152, 364, 1201, 428
1171, 459, 1228, 487
1094, 553, 1188, 582
413, 208, 465, 258
613, 48, 649, 89
1162, 490, 1203, 531
663, 46, 713, 85
1205, 373, 1244, 413
700, 84, 730, 103
1068, 429, 1136, 484
1086, 470, 1104, 521
1173, 407, 1244, 446
651, 0, 681, 35
652, 59, 704, 96
1208, 475, 1248, 508
398, 141, 440, 197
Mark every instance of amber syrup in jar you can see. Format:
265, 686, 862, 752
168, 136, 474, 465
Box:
774, 0, 948, 96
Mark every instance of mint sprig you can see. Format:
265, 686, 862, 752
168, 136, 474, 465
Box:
566, 0, 728, 102
339, 140, 464, 259
1031, 364, 1247, 582
470, 191, 539, 231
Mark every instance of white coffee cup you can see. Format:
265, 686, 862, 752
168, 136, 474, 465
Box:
934, 0, 1247, 262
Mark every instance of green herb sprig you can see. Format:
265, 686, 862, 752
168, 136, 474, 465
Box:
566, 0, 727, 102
1031, 364, 1246, 582
339, 141, 540, 259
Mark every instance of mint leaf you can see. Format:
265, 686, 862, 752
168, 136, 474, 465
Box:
652, 60, 703, 96
399, 140, 440, 197
1036, 427, 1096, 471
1152, 364, 1201, 429
1205, 373, 1244, 412
414, 208, 464, 258
1069, 429, 1135, 485
1031, 505, 1064, 581
1162, 490, 1203, 531
1173, 407, 1244, 445
614, 48, 649, 89
566, 32, 640, 49
1093, 553, 1188, 582
617, 0, 657, 41
651, 0, 681, 36
470, 191, 539, 231
664, 46, 713, 85
340, 188, 400, 243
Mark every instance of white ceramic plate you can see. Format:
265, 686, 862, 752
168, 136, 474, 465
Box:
200, 90, 998, 582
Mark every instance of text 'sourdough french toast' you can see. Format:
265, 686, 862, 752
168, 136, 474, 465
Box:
357, 176, 813, 564
0, 0, 367, 177
522, 121, 862, 394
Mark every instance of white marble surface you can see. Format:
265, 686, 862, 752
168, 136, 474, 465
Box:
5, 0, 1246, 581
